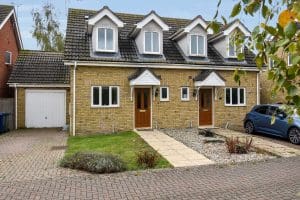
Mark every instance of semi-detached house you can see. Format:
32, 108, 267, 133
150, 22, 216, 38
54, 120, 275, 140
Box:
8, 6, 259, 135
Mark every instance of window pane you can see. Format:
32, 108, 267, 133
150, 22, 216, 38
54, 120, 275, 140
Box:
239, 88, 244, 104
4, 52, 11, 64
93, 87, 99, 105
191, 35, 197, 54
144, 89, 148, 109
111, 87, 118, 105
182, 88, 188, 99
225, 88, 231, 104
153, 32, 159, 52
161, 88, 168, 99
106, 29, 114, 50
101, 87, 109, 106
232, 88, 238, 104
198, 36, 204, 55
145, 32, 152, 52
267, 106, 277, 116
255, 106, 268, 115
98, 28, 105, 49
229, 42, 235, 56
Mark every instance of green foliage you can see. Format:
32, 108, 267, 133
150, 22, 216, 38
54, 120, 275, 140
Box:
60, 152, 126, 173
31, 3, 64, 52
64, 131, 171, 170
209, 0, 300, 117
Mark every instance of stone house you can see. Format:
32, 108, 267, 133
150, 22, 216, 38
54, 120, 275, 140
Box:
0, 5, 22, 97
8, 6, 260, 135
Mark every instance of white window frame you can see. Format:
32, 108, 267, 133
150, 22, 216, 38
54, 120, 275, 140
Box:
144, 31, 160, 54
189, 34, 206, 56
224, 87, 246, 106
227, 36, 243, 58
96, 27, 115, 52
91, 86, 120, 108
181, 87, 190, 101
160, 87, 169, 101
288, 53, 292, 66
4, 51, 12, 65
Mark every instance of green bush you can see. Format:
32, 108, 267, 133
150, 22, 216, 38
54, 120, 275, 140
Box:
60, 152, 126, 173
136, 150, 159, 168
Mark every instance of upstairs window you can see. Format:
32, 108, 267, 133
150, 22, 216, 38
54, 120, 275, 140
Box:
190, 35, 205, 56
144, 31, 159, 53
97, 28, 114, 51
228, 36, 243, 57
4, 51, 12, 65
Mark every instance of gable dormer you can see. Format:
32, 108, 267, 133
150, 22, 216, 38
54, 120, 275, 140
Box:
87, 6, 124, 53
130, 11, 169, 55
170, 16, 212, 58
209, 20, 250, 59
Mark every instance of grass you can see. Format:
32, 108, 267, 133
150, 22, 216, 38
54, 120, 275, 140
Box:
64, 131, 171, 170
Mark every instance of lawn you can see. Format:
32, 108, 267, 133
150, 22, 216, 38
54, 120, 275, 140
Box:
64, 131, 171, 170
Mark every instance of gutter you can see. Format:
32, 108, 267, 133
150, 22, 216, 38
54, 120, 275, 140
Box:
72, 61, 77, 136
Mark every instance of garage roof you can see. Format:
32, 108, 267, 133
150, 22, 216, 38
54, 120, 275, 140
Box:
8, 50, 69, 85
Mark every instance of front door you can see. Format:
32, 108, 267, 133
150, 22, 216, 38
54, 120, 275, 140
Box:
199, 89, 213, 126
135, 88, 151, 128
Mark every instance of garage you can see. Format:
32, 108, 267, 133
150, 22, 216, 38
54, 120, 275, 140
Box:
25, 90, 66, 128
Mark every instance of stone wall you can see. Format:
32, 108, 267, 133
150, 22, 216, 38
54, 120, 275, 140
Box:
71, 66, 258, 134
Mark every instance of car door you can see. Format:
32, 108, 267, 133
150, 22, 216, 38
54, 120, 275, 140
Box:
252, 105, 270, 132
265, 106, 288, 137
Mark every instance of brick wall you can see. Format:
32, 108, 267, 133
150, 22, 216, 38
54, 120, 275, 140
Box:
17, 88, 70, 128
0, 17, 19, 98
70, 66, 258, 134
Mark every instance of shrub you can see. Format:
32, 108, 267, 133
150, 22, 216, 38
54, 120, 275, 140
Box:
225, 137, 253, 154
136, 150, 159, 168
60, 152, 126, 173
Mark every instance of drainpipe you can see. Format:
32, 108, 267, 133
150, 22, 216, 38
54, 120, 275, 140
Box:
14, 84, 17, 129
256, 72, 260, 105
72, 61, 77, 136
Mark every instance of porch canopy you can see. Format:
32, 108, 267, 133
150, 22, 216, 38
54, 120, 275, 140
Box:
128, 68, 161, 86
194, 70, 225, 87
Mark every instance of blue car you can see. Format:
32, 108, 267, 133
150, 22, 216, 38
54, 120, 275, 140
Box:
244, 104, 300, 144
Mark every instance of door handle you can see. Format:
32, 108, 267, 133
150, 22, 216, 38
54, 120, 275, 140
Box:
139, 110, 146, 112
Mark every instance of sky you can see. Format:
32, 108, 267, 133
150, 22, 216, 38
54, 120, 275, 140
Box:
0, 0, 276, 50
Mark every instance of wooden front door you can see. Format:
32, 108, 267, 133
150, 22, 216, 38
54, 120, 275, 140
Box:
199, 89, 213, 126
135, 88, 151, 128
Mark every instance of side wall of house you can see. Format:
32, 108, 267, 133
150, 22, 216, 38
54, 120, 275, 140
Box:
0, 17, 19, 97
16, 87, 70, 128
72, 66, 258, 134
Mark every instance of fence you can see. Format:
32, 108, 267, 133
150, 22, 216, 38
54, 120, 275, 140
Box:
0, 98, 14, 131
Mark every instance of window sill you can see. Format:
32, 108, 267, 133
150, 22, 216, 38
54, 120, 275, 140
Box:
181, 99, 190, 102
224, 104, 246, 107
91, 105, 120, 108
160, 99, 170, 102
143, 51, 161, 55
190, 54, 206, 57
95, 49, 116, 53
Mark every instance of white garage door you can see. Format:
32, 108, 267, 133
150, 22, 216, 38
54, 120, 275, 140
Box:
25, 90, 66, 128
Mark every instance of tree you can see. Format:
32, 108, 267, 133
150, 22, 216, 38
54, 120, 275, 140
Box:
31, 3, 64, 52
209, 0, 300, 121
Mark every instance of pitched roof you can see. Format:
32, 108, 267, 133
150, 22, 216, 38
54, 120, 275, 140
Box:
8, 50, 69, 84
193, 69, 225, 81
65, 8, 256, 67
0, 5, 13, 26
128, 68, 161, 81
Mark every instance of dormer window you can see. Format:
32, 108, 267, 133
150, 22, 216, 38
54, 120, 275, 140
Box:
228, 35, 243, 58
144, 31, 160, 54
190, 35, 205, 56
97, 28, 114, 52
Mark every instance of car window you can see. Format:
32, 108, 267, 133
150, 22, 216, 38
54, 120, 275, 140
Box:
255, 106, 268, 115
267, 106, 277, 116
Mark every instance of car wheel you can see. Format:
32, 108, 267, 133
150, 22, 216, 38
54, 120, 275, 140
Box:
245, 121, 254, 134
288, 127, 300, 145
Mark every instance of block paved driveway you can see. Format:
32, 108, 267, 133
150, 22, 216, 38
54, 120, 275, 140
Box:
0, 129, 300, 200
